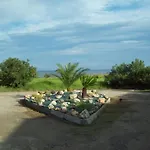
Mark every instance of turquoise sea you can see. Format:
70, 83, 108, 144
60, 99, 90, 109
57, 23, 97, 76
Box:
37, 69, 110, 77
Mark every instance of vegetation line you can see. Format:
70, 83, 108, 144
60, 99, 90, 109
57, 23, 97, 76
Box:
0, 57, 150, 92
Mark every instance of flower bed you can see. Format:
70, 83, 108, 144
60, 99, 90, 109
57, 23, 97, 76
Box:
23, 90, 111, 125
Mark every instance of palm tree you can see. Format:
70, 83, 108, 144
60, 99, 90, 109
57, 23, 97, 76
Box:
80, 75, 98, 98
54, 62, 89, 91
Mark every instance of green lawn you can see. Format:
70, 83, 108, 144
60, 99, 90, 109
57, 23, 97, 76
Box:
0, 75, 107, 92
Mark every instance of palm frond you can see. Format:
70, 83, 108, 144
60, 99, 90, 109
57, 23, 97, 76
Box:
80, 75, 98, 88
54, 62, 88, 89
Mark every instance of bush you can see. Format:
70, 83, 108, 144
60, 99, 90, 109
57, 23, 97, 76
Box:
105, 59, 150, 89
0, 58, 37, 88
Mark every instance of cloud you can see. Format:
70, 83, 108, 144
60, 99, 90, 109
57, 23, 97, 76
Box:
53, 48, 87, 55
0, 0, 150, 69
0, 0, 47, 24
0, 33, 11, 41
121, 40, 139, 44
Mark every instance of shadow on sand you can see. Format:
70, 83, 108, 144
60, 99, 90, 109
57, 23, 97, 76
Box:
1, 91, 150, 150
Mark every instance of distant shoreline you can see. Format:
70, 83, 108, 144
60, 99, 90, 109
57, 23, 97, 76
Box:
37, 69, 110, 77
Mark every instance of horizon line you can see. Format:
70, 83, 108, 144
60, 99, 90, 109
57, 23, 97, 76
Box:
37, 69, 111, 72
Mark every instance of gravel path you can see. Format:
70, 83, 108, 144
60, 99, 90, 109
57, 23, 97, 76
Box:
0, 90, 150, 150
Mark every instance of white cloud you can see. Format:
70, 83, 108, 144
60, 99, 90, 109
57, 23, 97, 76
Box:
0, 32, 11, 41
58, 48, 87, 55
38, 48, 87, 56
8, 21, 59, 35
0, 0, 47, 24
0, 0, 150, 69
0, 0, 149, 36
121, 40, 139, 44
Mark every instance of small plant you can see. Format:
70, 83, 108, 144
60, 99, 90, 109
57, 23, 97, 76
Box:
80, 75, 98, 98
75, 101, 94, 112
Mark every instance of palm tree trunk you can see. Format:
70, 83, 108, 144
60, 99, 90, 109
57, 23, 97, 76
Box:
82, 87, 87, 98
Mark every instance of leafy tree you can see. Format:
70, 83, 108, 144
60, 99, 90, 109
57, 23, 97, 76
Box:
105, 63, 130, 88
127, 59, 145, 87
54, 62, 89, 91
0, 57, 37, 88
105, 59, 150, 89
80, 75, 98, 98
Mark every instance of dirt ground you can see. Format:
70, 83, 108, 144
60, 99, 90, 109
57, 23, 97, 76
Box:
0, 90, 150, 150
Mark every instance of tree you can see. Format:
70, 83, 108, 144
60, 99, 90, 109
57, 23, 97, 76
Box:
0, 58, 37, 88
54, 62, 89, 91
127, 59, 145, 86
80, 75, 98, 98
105, 59, 150, 89
105, 63, 130, 88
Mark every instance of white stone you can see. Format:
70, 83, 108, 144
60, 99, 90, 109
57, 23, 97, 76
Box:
55, 95, 62, 99
73, 98, 80, 103
48, 104, 54, 109
87, 92, 94, 97
59, 91, 64, 95
61, 106, 67, 112
50, 100, 57, 106
69, 94, 78, 99
60, 99, 64, 103
93, 94, 99, 98
41, 99, 45, 103
43, 94, 46, 97
54, 107, 60, 111
83, 97, 89, 100
106, 96, 109, 99
62, 102, 69, 107
87, 90, 91, 93
63, 89, 67, 92
25, 95, 30, 99
39, 102, 43, 106
89, 100, 93, 104
31, 96, 35, 100
71, 109, 79, 116
83, 99, 87, 102
93, 90, 97, 93
74, 90, 81, 93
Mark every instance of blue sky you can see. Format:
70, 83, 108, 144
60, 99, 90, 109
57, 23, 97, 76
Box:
0, 0, 150, 70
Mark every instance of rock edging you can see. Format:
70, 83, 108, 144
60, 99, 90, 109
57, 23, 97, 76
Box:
21, 98, 110, 125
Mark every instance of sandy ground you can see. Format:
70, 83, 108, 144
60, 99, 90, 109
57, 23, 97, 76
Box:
0, 90, 150, 150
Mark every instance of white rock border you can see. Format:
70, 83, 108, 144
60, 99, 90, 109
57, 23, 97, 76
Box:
22, 98, 111, 125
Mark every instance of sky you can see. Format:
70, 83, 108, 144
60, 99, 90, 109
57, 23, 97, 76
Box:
0, 0, 150, 70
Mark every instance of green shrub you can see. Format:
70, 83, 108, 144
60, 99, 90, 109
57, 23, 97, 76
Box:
0, 58, 37, 88
105, 59, 150, 89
